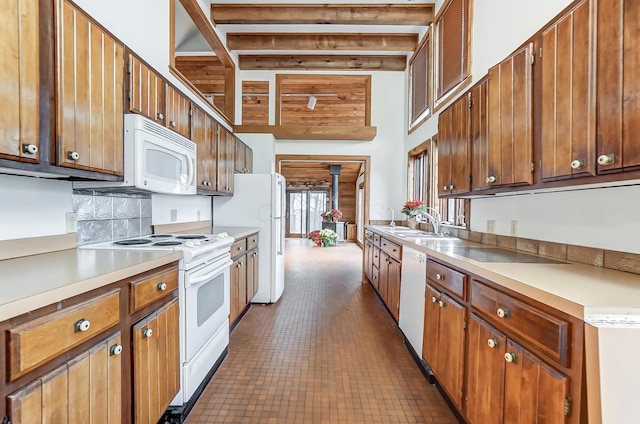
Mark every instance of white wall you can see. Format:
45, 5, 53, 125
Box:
0, 175, 73, 240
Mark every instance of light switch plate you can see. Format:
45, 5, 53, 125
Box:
170, 209, 178, 222
486, 219, 496, 234
66, 212, 78, 233
511, 220, 518, 236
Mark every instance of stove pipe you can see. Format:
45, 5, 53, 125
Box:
329, 165, 341, 210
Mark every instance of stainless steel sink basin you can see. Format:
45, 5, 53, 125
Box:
374, 226, 456, 241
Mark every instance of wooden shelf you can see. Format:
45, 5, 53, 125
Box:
234, 125, 377, 141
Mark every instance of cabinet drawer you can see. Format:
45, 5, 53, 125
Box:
373, 233, 381, 247
365, 230, 374, 242
231, 238, 247, 259
426, 260, 466, 299
380, 237, 402, 261
130, 264, 179, 313
246, 233, 259, 251
8, 289, 121, 381
470, 280, 570, 366
371, 266, 380, 290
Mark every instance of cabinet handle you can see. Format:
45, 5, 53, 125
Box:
22, 143, 38, 154
236, 263, 241, 268
496, 307, 510, 319
68, 151, 80, 161
110, 344, 123, 356
443, 185, 449, 191
156, 113, 164, 121
435, 273, 444, 281
438, 300, 444, 308
486, 175, 497, 183
487, 338, 498, 349
431, 296, 438, 303
570, 159, 585, 170
504, 352, 517, 363
169, 120, 176, 127
75, 319, 91, 332
450, 184, 455, 190
392, 248, 397, 252
143, 328, 153, 338
253, 252, 257, 257
157, 282, 167, 291
597, 154, 614, 166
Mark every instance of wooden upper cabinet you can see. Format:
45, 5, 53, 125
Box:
487, 43, 534, 187
438, 93, 470, 197
216, 126, 235, 194
191, 106, 218, 191
234, 138, 253, 174
128, 54, 164, 124
165, 84, 190, 138
471, 79, 490, 191
541, 0, 595, 181
56, 0, 124, 175
596, 0, 640, 173
0, 0, 40, 163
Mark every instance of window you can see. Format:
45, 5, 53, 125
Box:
409, 31, 431, 128
408, 137, 468, 228
436, 0, 471, 102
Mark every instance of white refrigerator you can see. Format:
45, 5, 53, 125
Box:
213, 173, 286, 303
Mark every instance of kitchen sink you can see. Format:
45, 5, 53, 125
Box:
374, 226, 457, 241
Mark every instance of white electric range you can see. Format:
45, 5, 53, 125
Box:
80, 232, 234, 421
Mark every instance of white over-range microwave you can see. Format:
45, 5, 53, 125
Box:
74, 114, 197, 195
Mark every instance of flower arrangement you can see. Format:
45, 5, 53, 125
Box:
401, 200, 426, 217
307, 228, 339, 247
321, 208, 342, 222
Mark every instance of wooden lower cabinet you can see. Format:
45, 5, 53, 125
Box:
7, 332, 123, 423
133, 297, 180, 424
466, 313, 570, 424
380, 252, 401, 321
363, 231, 401, 321
230, 232, 260, 326
422, 284, 466, 410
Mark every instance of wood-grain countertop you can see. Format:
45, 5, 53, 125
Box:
367, 225, 640, 321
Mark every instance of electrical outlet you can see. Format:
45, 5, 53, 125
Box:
511, 220, 518, 236
170, 209, 178, 222
197, 210, 201, 221
486, 219, 496, 234
66, 212, 78, 233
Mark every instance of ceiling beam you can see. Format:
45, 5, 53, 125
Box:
211, 4, 435, 26
238, 54, 407, 71
227, 33, 418, 52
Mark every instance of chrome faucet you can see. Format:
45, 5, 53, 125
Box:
416, 207, 442, 235
385, 208, 396, 227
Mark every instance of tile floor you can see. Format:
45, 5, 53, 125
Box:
185, 239, 458, 424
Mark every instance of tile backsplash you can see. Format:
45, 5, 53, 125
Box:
73, 191, 152, 245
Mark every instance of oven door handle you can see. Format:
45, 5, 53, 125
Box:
185, 259, 232, 288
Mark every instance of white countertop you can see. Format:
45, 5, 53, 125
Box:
0, 248, 182, 322
368, 225, 640, 320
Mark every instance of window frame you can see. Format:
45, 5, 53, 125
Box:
408, 28, 433, 132
434, 0, 473, 108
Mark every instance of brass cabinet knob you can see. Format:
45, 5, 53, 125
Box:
435, 273, 444, 280
438, 300, 445, 308
143, 328, 153, 338
157, 282, 167, 291
431, 296, 438, 303
504, 352, 517, 363
110, 344, 123, 356
597, 154, 614, 165
75, 319, 91, 332
496, 307, 510, 319
570, 159, 585, 170
487, 338, 498, 349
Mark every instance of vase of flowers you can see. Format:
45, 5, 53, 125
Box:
401, 200, 426, 229
321, 209, 342, 223
307, 228, 339, 247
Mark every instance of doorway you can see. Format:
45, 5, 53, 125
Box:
286, 190, 329, 238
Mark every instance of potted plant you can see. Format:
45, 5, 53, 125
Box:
321, 209, 342, 222
401, 200, 426, 229
307, 229, 339, 247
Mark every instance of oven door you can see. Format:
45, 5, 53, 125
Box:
183, 257, 231, 361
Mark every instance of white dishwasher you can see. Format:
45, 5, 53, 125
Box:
399, 246, 427, 357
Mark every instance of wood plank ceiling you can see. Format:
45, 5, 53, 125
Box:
210, 2, 435, 72
279, 161, 363, 187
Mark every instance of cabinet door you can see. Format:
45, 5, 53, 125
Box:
541, 0, 594, 181
387, 257, 401, 322
7, 332, 123, 424
234, 138, 246, 173
56, 0, 124, 175
230, 257, 242, 323
422, 284, 441, 373
597, 0, 640, 172
437, 104, 453, 197
247, 249, 259, 302
238, 257, 247, 312
363, 240, 372, 281
436, 293, 466, 409
471, 79, 490, 191
0, 0, 39, 163
216, 126, 235, 194
466, 314, 506, 424
378, 252, 390, 303
165, 84, 190, 138
449, 93, 471, 195
133, 298, 180, 424
128, 54, 164, 123
245, 145, 253, 173
191, 107, 217, 190
503, 340, 570, 424
487, 43, 533, 187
